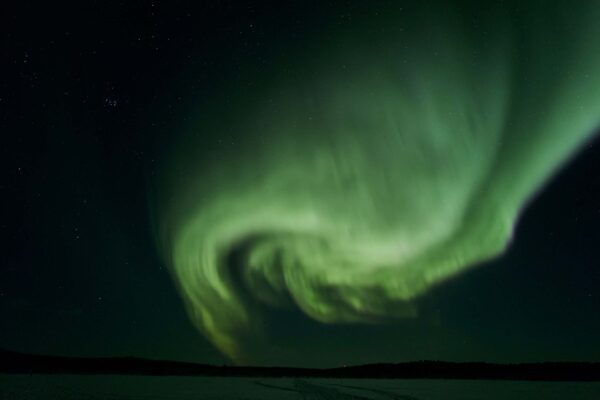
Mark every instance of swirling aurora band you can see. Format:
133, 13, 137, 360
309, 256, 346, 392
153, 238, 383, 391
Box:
154, 2, 600, 361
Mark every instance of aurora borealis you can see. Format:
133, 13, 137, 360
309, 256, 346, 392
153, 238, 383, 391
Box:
2, 0, 600, 368
155, 2, 600, 361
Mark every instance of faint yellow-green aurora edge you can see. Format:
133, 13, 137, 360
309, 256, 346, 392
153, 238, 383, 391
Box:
156, 2, 600, 361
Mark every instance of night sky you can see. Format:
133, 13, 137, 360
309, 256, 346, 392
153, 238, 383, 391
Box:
2, 1, 600, 368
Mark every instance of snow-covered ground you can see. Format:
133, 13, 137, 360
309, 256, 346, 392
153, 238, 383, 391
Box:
1, 375, 599, 399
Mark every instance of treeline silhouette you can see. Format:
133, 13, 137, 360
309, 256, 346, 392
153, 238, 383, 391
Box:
1, 349, 599, 381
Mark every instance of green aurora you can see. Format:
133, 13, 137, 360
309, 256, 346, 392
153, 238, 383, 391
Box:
155, 2, 600, 361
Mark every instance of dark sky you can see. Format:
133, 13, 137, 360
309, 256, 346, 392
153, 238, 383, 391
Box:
1, 1, 600, 368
